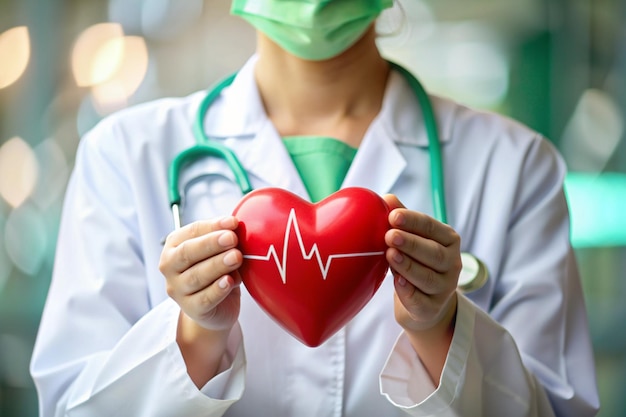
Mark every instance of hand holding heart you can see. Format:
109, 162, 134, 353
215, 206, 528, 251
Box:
382, 194, 461, 335
159, 216, 243, 333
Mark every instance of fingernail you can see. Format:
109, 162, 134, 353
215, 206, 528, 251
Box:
393, 211, 405, 226
218, 231, 235, 247
392, 233, 404, 246
392, 252, 404, 263
219, 216, 235, 228
397, 276, 407, 287
223, 250, 240, 266
218, 276, 230, 289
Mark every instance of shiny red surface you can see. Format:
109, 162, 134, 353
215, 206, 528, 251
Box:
232, 187, 390, 347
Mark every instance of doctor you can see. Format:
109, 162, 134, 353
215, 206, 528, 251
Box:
31, 0, 599, 416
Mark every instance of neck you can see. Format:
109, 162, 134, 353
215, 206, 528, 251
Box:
254, 27, 390, 146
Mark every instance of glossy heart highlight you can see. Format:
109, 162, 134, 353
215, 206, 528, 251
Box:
232, 187, 390, 347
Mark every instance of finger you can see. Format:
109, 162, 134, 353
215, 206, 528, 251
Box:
177, 248, 243, 295
181, 274, 240, 320
388, 209, 459, 247
386, 248, 449, 295
165, 216, 238, 247
167, 228, 240, 274
385, 228, 455, 273
392, 278, 452, 331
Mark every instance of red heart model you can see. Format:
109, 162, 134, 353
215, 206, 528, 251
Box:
232, 187, 390, 347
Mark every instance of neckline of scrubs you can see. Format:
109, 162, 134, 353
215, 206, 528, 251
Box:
282, 136, 357, 203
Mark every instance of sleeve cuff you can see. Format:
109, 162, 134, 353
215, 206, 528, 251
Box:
380, 292, 476, 415
199, 322, 246, 401
64, 298, 246, 416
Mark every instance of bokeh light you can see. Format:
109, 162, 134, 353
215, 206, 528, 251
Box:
72, 22, 150, 115
71, 23, 125, 87
90, 35, 149, 114
0, 26, 31, 89
89, 35, 126, 86
443, 39, 509, 108
0, 137, 39, 208
566, 172, 626, 247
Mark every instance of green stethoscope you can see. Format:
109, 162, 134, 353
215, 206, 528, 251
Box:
168, 62, 488, 292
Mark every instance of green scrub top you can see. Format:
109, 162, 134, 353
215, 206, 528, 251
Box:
283, 136, 357, 203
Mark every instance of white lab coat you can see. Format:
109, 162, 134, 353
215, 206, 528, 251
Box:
31, 56, 599, 417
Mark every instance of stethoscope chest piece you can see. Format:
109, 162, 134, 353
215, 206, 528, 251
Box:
458, 252, 489, 293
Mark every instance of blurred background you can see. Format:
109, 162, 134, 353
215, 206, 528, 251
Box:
0, 0, 625, 415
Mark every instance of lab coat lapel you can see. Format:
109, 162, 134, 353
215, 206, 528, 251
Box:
343, 67, 454, 197
232, 121, 310, 199
342, 122, 406, 196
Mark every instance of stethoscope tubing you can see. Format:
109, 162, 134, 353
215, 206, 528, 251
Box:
168, 72, 252, 211
386, 62, 447, 224
170, 62, 445, 221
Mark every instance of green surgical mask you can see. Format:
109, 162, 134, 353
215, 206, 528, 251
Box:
231, 0, 393, 61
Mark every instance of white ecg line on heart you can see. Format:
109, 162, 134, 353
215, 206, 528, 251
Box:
243, 208, 385, 284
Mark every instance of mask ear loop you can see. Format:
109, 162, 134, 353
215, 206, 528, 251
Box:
376, 0, 406, 37
377, 1, 437, 47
